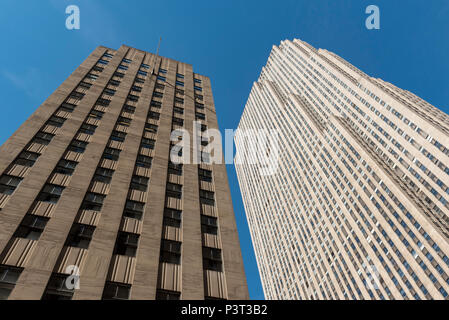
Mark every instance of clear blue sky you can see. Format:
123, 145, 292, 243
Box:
0, 0, 448, 300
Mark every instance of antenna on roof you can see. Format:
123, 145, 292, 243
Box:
151, 37, 162, 75
156, 37, 162, 57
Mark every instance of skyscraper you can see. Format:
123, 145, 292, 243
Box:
0, 45, 248, 300
235, 39, 449, 300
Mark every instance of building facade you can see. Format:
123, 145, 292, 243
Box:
235, 39, 449, 300
0, 45, 248, 300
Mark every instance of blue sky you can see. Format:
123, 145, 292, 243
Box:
0, 0, 448, 300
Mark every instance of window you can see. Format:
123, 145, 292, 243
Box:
166, 183, 182, 199
203, 247, 222, 272
110, 130, 127, 142
176, 73, 184, 79
103, 147, 121, 161
144, 123, 158, 134
137, 70, 148, 77
153, 91, 163, 99
131, 85, 142, 92
136, 155, 152, 168
130, 176, 149, 192
123, 200, 145, 220
92, 65, 104, 72
68, 140, 88, 153
33, 132, 55, 145
81, 193, 106, 211
159, 68, 167, 74
79, 123, 97, 135
113, 72, 125, 78
15, 151, 40, 167
168, 162, 183, 176
200, 190, 215, 206
96, 98, 111, 106
155, 83, 165, 91
172, 117, 184, 127
141, 63, 150, 69
160, 240, 181, 264
175, 81, 184, 87
141, 138, 155, 149
114, 232, 139, 257
123, 105, 136, 114
36, 184, 64, 204
163, 208, 182, 228
122, 58, 132, 64
199, 169, 212, 182
195, 94, 204, 101
156, 289, 180, 300
117, 116, 132, 126
201, 124, 207, 132
196, 112, 206, 120
195, 102, 205, 109
127, 94, 139, 102
54, 160, 78, 176
42, 274, 75, 300
89, 110, 104, 119
157, 75, 166, 82
201, 215, 218, 235
194, 86, 203, 92
194, 78, 202, 84
59, 102, 77, 113
135, 77, 145, 84
65, 224, 95, 249
85, 73, 98, 81
108, 79, 120, 87
103, 88, 116, 96
102, 282, 131, 300
93, 168, 114, 184
0, 175, 23, 195
148, 111, 160, 120
174, 97, 184, 104
175, 88, 184, 96
14, 214, 49, 240
0, 266, 23, 300
150, 100, 162, 108
118, 65, 128, 71
97, 59, 109, 65
69, 91, 85, 100
103, 53, 114, 59
173, 107, 184, 115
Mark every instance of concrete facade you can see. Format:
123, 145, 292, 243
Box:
0, 45, 248, 300
235, 39, 449, 300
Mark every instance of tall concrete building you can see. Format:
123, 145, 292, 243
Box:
0, 45, 248, 300
235, 39, 449, 300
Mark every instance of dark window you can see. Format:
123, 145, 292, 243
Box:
137, 70, 148, 77
89, 110, 104, 119
159, 68, 167, 74
93, 168, 114, 184
127, 94, 139, 102
117, 116, 132, 127
113, 71, 125, 78
174, 97, 184, 104
102, 282, 131, 300
110, 130, 127, 142
135, 77, 145, 84
202, 247, 223, 272
59, 102, 77, 113
33, 132, 55, 145
156, 289, 180, 300
141, 138, 155, 149
97, 59, 109, 65
200, 190, 215, 206
195, 102, 205, 109
168, 162, 182, 176
14, 214, 49, 240
96, 98, 111, 106
175, 88, 184, 95
150, 100, 162, 108
122, 58, 132, 64
136, 155, 152, 168
42, 274, 75, 300
36, 184, 65, 204
103, 147, 121, 161
144, 123, 158, 134
123, 200, 145, 220
79, 123, 97, 135
0, 175, 23, 195
70, 91, 85, 100
166, 183, 182, 199
199, 169, 212, 182
103, 53, 114, 59
130, 176, 149, 192
157, 75, 166, 82
195, 94, 204, 101
173, 107, 184, 115
141, 63, 150, 69
172, 117, 184, 127
160, 240, 181, 264
78, 81, 92, 90
175, 81, 184, 87
92, 65, 104, 72
114, 232, 139, 257
65, 224, 95, 249
131, 85, 142, 92
176, 73, 184, 79
201, 124, 207, 132
15, 151, 40, 167
123, 105, 136, 114
194, 86, 203, 92
0, 266, 23, 300
85, 73, 98, 81
108, 79, 120, 87
196, 112, 206, 120
54, 160, 78, 176
148, 111, 160, 120
153, 91, 163, 99
201, 215, 218, 235
68, 140, 88, 153
163, 208, 182, 228
118, 65, 128, 71
194, 78, 202, 84
81, 193, 106, 211
155, 83, 165, 91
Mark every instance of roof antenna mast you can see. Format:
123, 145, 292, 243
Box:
152, 37, 162, 75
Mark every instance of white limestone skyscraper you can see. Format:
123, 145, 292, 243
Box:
235, 39, 449, 300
